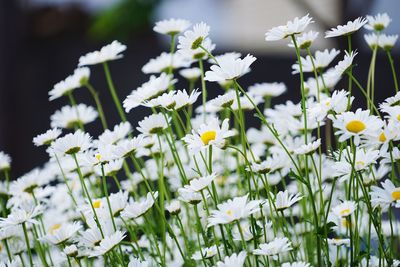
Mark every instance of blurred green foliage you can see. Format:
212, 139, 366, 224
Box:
89, 0, 160, 41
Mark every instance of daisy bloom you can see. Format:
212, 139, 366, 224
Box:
121, 192, 158, 219
248, 82, 286, 98
51, 130, 92, 155
165, 200, 181, 215
182, 117, 235, 153
292, 48, 340, 74
179, 67, 202, 81
265, 14, 314, 41
141, 52, 192, 74
50, 104, 98, 129
253, 237, 293, 260
333, 50, 358, 76
207, 194, 262, 227
204, 54, 256, 82
0, 151, 11, 171
78, 40, 126, 66
364, 33, 379, 49
192, 245, 218, 260
332, 201, 357, 217
370, 179, 400, 211
33, 128, 62, 147
378, 34, 398, 51
89, 231, 126, 257
64, 244, 78, 257
178, 187, 203, 204
153, 18, 191, 35
209, 91, 237, 110
329, 108, 382, 145
289, 30, 319, 49
0, 205, 42, 228
97, 121, 132, 145
216, 251, 247, 267
325, 17, 367, 38
187, 173, 217, 192
137, 113, 171, 135
294, 139, 321, 155
282, 262, 311, 267
128, 258, 149, 267
178, 22, 210, 51
49, 67, 90, 101
365, 13, 391, 31
328, 238, 350, 247
275, 190, 303, 211
40, 222, 81, 245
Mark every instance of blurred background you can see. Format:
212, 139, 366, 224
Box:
1, 0, 399, 177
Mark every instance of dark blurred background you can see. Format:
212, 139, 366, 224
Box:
1, 0, 399, 178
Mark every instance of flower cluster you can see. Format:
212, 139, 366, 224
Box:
1, 12, 400, 267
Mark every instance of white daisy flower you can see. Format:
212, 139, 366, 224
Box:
96, 159, 124, 176
121, 192, 158, 219
123, 73, 176, 112
165, 200, 181, 215
282, 262, 311, 267
136, 113, 171, 135
292, 48, 340, 74
112, 136, 144, 158
178, 37, 216, 60
378, 34, 398, 51
332, 201, 357, 217
89, 231, 126, 257
40, 222, 81, 245
192, 245, 218, 260
253, 237, 293, 259
51, 130, 92, 155
175, 89, 201, 110
207, 194, 262, 227
177, 187, 203, 204
187, 173, 217, 192
63, 244, 78, 257
153, 18, 191, 35
294, 139, 321, 155
97, 121, 132, 146
10, 169, 46, 195
182, 117, 235, 153
209, 91, 237, 110
288, 30, 319, 49
370, 179, 400, 211
78, 40, 126, 66
232, 221, 254, 241
274, 190, 303, 211
204, 54, 256, 82
328, 238, 350, 247
142, 52, 192, 74
179, 67, 202, 81
364, 33, 379, 49
50, 104, 98, 129
178, 22, 210, 51
216, 251, 247, 267
48, 67, 90, 101
265, 14, 314, 41
128, 258, 149, 267
325, 17, 367, 38
365, 13, 391, 31
0, 205, 43, 228
333, 50, 358, 76
0, 151, 11, 171
248, 82, 286, 98
329, 108, 383, 145
33, 128, 62, 147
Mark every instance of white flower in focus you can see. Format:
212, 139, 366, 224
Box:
33, 128, 62, 147
288, 30, 319, 49
121, 192, 158, 219
137, 113, 170, 135
112, 136, 144, 158
178, 22, 210, 51
365, 13, 391, 31
274, 190, 303, 211
78, 40, 126, 66
378, 34, 398, 51
248, 82, 286, 98
332, 201, 357, 217
165, 200, 181, 215
0, 205, 42, 228
204, 54, 256, 82
253, 237, 293, 259
97, 121, 132, 146
89, 231, 126, 257
265, 14, 314, 41
187, 173, 217, 192
51, 131, 92, 155
207, 194, 262, 227
209, 91, 237, 110
49, 67, 90, 101
182, 118, 235, 153
178, 187, 203, 204
153, 18, 191, 35
216, 251, 247, 267
370, 179, 400, 211
325, 17, 367, 38
333, 51, 358, 76
0, 151, 11, 171
294, 139, 321, 155
50, 104, 98, 129
292, 49, 340, 74
40, 222, 81, 245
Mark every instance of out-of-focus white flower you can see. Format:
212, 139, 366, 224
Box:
364, 13, 391, 31
153, 18, 191, 35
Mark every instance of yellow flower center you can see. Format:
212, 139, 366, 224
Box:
379, 132, 387, 142
226, 209, 232, 216
342, 219, 351, 228
50, 223, 62, 234
356, 161, 365, 167
397, 114, 400, 121
200, 131, 217, 145
93, 200, 102, 209
95, 154, 101, 162
340, 208, 350, 216
346, 120, 366, 133
391, 188, 400, 200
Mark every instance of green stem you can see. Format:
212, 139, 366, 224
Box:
386, 50, 399, 93
85, 82, 108, 129
22, 223, 34, 267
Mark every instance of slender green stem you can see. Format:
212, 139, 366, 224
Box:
22, 223, 34, 267
386, 50, 399, 93
85, 82, 108, 129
